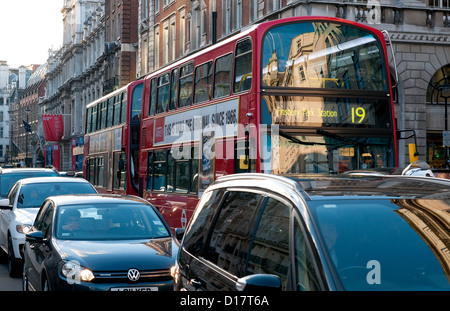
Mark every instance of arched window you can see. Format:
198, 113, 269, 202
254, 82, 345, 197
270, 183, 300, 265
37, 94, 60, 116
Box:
426, 64, 450, 104
425, 64, 450, 170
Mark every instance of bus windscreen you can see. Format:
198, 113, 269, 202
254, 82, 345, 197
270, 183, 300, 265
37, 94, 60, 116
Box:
261, 21, 388, 91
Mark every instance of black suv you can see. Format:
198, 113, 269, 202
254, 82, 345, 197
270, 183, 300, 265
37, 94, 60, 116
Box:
174, 173, 450, 291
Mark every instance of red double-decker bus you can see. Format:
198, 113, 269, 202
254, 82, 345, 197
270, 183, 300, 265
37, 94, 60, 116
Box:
137, 16, 398, 231
83, 80, 143, 195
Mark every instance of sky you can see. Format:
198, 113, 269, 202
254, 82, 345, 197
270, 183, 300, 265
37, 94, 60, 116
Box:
0, 0, 63, 68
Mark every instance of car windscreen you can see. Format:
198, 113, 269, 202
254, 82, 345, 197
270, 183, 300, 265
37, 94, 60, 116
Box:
17, 183, 96, 208
309, 199, 450, 290
0, 172, 59, 197
55, 203, 171, 240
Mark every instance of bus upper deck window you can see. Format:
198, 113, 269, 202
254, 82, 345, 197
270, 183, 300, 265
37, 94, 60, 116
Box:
194, 61, 213, 104
179, 63, 194, 108
156, 73, 170, 114
234, 38, 252, 93
214, 54, 233, 99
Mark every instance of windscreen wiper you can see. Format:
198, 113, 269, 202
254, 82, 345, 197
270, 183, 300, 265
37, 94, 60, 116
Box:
279, 130, 328, 146
316, 129, 362, 144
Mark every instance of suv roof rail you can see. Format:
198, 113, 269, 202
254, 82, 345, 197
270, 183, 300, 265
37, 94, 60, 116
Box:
214, 173, 310, 199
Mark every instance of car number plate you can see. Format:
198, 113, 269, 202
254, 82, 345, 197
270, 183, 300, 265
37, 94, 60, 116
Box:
111, 287, 158, 291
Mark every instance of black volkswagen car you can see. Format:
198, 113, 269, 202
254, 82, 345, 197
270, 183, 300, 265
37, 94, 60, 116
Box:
174, 173, 450, 291
23, 194, 178, 291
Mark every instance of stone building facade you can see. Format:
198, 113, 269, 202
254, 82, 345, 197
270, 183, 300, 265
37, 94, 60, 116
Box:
17, 64, 47, 167
41, 0, 106, 171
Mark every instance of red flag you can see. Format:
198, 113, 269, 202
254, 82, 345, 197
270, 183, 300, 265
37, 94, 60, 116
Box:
42, 114, 64, 142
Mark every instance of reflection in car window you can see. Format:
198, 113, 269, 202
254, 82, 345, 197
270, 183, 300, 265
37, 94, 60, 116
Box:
183, 189, 225, 257
17, 183, 96, 209
55, 203, 170, 240
0, 172, 58, 197
205, 191, 261, 276
35, 202, 54, 238
310, 200, 450, 290
247, 197, 290, 290
262, 22, 387, 91
293, 218, 320, 291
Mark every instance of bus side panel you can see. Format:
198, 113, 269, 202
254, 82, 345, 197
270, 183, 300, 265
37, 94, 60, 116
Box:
123, 124, 137, 196
83, 135, 90, 178
144, 192, 198, 234
139, 118, 154, 192
214, 138, 235, 177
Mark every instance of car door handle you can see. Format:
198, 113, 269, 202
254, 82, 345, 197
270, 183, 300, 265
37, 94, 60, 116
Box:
189, 278, 202, 288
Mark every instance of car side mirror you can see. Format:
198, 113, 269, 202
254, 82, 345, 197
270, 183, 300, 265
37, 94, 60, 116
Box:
175, 228, 185, 240
236, 274, 282, 291
0, 198, 11, 210
26, 230, 44, 243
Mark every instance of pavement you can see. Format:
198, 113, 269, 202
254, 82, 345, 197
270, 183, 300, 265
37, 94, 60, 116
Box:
0, 257, 22, 291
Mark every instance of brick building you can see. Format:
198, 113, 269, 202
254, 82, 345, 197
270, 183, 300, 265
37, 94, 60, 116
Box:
104, 0, 139, 92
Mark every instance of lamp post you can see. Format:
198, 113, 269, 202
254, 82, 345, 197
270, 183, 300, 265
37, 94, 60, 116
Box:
25, 107, 30, 167
9, 116, 14, 164
439, 82, 450, 169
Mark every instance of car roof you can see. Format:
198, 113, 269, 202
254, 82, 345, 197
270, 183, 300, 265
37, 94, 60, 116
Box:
46, 194, 150, 206
0, 167, 57, 174
18, 176, 92, 185
212, 173, 450, 201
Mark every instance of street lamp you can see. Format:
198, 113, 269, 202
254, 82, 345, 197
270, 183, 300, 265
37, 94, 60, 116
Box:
439, 82, 450, 169
25, 107, 30, 167
9, 116, 14, 164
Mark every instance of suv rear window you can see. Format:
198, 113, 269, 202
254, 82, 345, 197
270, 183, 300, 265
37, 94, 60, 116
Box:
183, 189, 225, 256
204, 191, 262, 276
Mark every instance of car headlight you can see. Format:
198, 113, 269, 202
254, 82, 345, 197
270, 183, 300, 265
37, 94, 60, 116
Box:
16, 224, 32, 234
61, 261, 95, 283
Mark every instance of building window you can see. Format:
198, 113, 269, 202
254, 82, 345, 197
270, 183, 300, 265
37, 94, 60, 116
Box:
117, 13, 121, 39
170, 16, 176, 61
426, 64, 450, 104
155, 26, 160, 69
163, 21, 169, 64
141, 37, 149, 74
235, 0, 242, 30
155, 0, 160, 14
223, 0, 231, 36
142, 0, 149, 20
250, 0, 258, 23
429, 0, 450, 8
180, 9, 186, 55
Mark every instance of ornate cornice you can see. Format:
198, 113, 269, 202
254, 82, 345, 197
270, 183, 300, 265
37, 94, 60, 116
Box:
388, 31, 450, 45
